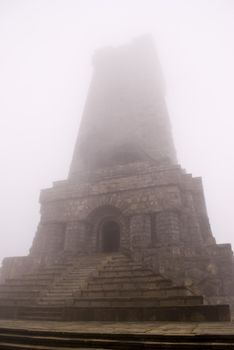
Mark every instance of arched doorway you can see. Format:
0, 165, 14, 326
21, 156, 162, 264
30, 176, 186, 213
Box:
101, 221, 120, 253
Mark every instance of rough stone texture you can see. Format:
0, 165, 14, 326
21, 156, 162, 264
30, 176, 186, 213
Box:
1, 36, 234, 313
1, 320, 234, 349
24, 160, 234, 303
1, 252, 229, 322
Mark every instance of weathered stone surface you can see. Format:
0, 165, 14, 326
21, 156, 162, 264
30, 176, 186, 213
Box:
1, 36, 234, 321
1, 319, 234, 349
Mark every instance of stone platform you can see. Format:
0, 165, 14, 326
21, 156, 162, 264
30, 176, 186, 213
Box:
0, 254, 230, 322
0, 319, 234, 349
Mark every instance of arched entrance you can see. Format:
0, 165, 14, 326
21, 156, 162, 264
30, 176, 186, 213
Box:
101, 221, 120, 253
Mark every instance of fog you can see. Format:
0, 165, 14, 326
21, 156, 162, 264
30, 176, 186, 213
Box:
0, 0, 234, 264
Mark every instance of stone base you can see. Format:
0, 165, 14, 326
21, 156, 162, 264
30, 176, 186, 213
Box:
63, 304, 231, 322
0, 304, 230, 323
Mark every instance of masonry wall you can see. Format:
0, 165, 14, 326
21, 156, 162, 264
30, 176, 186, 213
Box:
2, 160, 234, 301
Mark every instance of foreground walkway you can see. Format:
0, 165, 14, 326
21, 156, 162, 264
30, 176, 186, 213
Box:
1, 320, 234, 349
0, 319, 234, 335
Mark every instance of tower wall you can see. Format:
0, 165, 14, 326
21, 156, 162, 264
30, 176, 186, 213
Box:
69, 36, 177, 177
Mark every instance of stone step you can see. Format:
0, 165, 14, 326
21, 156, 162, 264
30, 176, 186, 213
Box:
52, 280, 86, 286
58, 279, 88, 284
103, 261, 143, 267
39, 299, 71, 304
109, 254, 129, 259
104, 260, 130, 266
73, 295, 204, 307
90, 274, 167, 284
50, 283, 85, 290
51, 281, 173, 292
66, 267, 96, 273
71, 263, 105, 269
64, 271, 95, 277
0, 298, 35, 306
49, 288, 76, 294
86, 279, 172, 290
80, 286, 193, 298
37, 297, 66, 302
107, 260, 132, 266
11, 316, 62, 322
63, 304, 231, 322
18, 308, 62, 316
0, 284, 46, 292
17, 309, 62, 321
39, 295, 73, 301
61, 274, 88, 280
19, 306, 62, 313
69, 265, 98, 270
56, 279, 90, 286
24, 272, 59, 279
17, 276, 54, 283
0, 290, 39, 297
100, 265, 150, 272
38, 301, 71, 306
5, 279, 52, 286
39, 262, 73, 269
98, 269, 154, 278
37, 266, 66, 273
71, 259, 107, 266
43, 291, 73, 297
72, 260, 104, 266
38, 300, 72, 306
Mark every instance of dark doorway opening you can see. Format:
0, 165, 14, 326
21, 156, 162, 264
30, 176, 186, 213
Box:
102, 221, 120, 253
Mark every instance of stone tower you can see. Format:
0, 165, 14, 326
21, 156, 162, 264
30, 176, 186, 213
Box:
69, 36, 177, 176
1, 37, 234, 318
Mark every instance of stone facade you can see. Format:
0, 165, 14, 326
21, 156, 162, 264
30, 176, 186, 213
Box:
1, 36, 234, 307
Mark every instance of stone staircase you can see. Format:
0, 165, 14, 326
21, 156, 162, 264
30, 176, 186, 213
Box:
0, 255, 110, 308
74, 253, 202, 307
0, 261, 73, 306
0, 253, 230, 322
37, 255, 110, 306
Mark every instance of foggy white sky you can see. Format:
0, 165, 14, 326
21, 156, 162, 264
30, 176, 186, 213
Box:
0, 0, 234, 264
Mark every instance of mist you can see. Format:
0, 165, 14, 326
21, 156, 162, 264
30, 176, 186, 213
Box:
0, 0, 234, 264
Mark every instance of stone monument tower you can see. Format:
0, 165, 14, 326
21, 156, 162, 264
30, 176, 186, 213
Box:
0, 36, 233, 322
69, 36, 176, 176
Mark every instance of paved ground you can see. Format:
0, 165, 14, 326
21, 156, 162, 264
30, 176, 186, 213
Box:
0, 320, 234, 336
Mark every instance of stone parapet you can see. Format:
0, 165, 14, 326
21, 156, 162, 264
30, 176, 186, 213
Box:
40, 162, 184, 204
